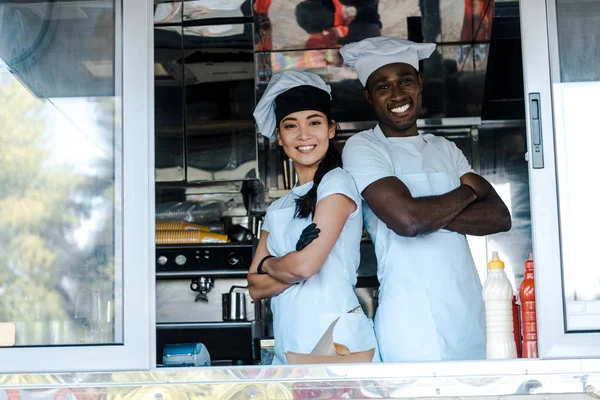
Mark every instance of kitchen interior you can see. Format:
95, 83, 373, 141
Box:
153, 0, 531, 366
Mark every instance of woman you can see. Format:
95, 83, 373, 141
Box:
248, 71, 378, 364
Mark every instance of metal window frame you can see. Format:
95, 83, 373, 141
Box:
0, 0, 155, 373
520, 0, 600, 358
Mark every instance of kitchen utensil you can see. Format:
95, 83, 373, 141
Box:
190, 277, 213, 303
226, 224, 254, 242
162, 342, 211, 367
222, 285, 247, 321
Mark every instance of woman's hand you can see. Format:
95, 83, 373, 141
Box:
296, 223, 321, 251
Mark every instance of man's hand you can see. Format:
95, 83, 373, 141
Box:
461, 173, 489, 201
296, 223, 320, 251
444, 173, 512, 236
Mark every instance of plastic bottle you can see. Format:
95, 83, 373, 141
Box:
519, 252, 538, 358
483, 251, 517, 359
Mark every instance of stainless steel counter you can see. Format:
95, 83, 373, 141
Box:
1, 359, 599, 399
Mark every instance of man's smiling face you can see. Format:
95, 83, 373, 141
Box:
364, 62, 423, 137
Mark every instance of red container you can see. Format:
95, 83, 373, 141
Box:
512, 295, 522, 358
519, 253, 538, 358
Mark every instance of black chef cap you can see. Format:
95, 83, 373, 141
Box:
275, 85, 332, 128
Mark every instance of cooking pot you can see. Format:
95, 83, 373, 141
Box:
222, 285, 247, 321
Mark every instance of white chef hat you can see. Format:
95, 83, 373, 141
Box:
340, 36, 436, 86
254, 71, 332, 139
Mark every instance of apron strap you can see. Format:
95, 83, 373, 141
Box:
347, 305, 363, 314
374, 125, 458, 181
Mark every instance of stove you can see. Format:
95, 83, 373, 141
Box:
156, 243, 254, 278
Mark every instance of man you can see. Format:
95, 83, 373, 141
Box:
340, 37, 511, 362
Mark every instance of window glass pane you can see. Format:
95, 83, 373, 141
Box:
184, 23, 258, 182
0, 1, 122, 346
253, 0, 488, 51
552, 0, 600, 331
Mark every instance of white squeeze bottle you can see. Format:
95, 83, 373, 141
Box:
483, 251, 517, 359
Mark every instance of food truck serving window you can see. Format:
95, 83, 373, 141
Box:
1, 0, 600, 391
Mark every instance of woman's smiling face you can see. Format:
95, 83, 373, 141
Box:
276, 110, 335, 168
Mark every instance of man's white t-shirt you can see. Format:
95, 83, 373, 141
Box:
341, 125, 486, 362
342, 125, 474, 268
342, 127, 473, 195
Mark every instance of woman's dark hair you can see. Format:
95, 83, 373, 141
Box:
294, 122, 342, 219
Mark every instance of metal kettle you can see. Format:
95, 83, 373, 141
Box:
222, 285, 247, 321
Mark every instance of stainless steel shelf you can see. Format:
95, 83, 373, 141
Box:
155, 243, 254, 250
156, 269, 248, 278
156, 321, 252, 330
337, 117, 482, 134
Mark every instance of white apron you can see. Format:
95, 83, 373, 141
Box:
266, 195, 378, 364
370, 129, 486, 362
